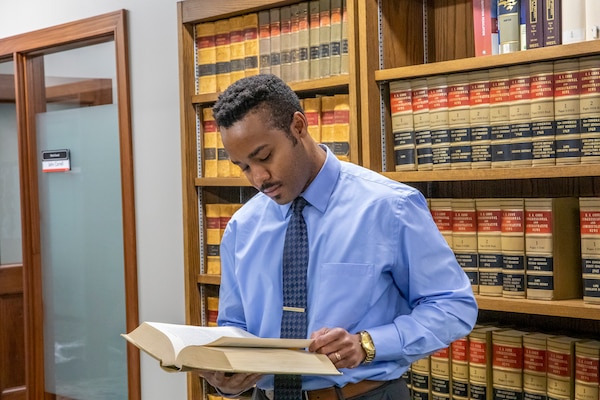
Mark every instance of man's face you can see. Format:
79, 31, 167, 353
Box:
221, 110, 312, 205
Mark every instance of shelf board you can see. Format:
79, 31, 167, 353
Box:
382, 165, 600, 182
375, 41, 600, 82
476, 295, 600, 320
190, 75, 350, 106
197, 274, 221, 285
196, 177, 252, 187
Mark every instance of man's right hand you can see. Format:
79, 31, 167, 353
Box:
195, 370, 262, 396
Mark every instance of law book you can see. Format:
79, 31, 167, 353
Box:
498, 0, 521, 54
447, 73, 472, 169
574, 340, 600, 400
428, 75, 451, 170
525, 0, 544, 49
320, 95, 336, 153
269, 8, 282, 78
430, 347, 451, 399
215, 19, 231, 93
309, 0, 320, 79
547, 336, 580, 399
451, 337, 469, 400
544, 0, 561, 47
303, 96, 322, 142
579, 197, 600, 304
476, 198, 503, 297
229, 16, 245, 84
390, 80, 416, 171
530, 61, 556, 166
216, 132, 231, 178
297, 2, 310, 81
318, 0, 331, 78
579, 56, 600, 164
196, 22, 217, 95
289, 4, 300, 82
508, 64, 532, 167
489, 67, 512, 168
333, 93, 350, 161
452, 198, 479, 294
412, 78, 433, 171
411, 356, 431, 399
492, 329, 528, 400
430, 198, 454, 248
523, 332, 554, 400
280, 6, 292, 82
554, 59, 582, 165
202, 107, 218, 178
122, 322, 341, 375
206, 296, 219, 327
524, 197, 582, 300
329, 0, 342, 75
501, 198, 526, 298
469, 326, 505, 400
205, 204, 221, 275
340, 0, 349, 74
469, 70, 492, 169
243, 13, 260, 77
562, 0, 586, 44
585, 0, 600, 41
258, 10, 271, 75
472, 0, 496, 56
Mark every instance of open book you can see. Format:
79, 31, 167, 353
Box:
122, 322, 341, 375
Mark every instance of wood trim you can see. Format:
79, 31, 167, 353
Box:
181, 0, 300, 23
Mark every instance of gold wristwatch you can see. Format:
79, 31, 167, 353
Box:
359, 330, 376, 364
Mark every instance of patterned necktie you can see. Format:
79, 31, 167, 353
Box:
274, 197, 309, 400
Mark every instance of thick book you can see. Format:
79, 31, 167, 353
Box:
498, 0, 521, 54
452, 198, 479, 294
309, 0, 321, 79
430, 347, 451, 399
333, 93, 350, 161
411, 356, 431, 399
562, 0, 586, 44
329, 0, 342, 75
547, 336, 580, 399
428, 75, 451, 170
492, 329, 529, 400
289, 4, 300, 82
489, 67, 512, 168
508, 64, 533, 167
501, 198, 526, 298
554, 59, 582, 165
469, 70, 492, 169
585, 0, 600, 41
472, 0, 495, 56
202, 107, 218, 178
280, 6, 292, 82
476, 198, 503, 297
579, 56, 600, 164
525, 197, 582, 300
243, 13, 260, 77
297, 2, 310, 81
530, 61, 556, 166
318, 0, 331, 78
544, 0, 561, 47
122, 322, 341, 375
215, 19, 231, 92
430, 198, 454, 248
390, 80, 416, 171
303, 96, 322, 142
269, 8, 282, 78
412, 78, 433, 170
448, 73, 472, 169
451, 337, 469, 400
523, 332, 554, 400
196, 22, 217, 95
579, 197, 600, 304
206, 296, 219, 327
469, 326, 505, 400
525, 0, 544, 49
205, 203, 221, 275
320, 95, 336, 153
258, 10, 271, 75
575, 340, 600, 400
340, 0, 349, 74
229, 16, 245, 84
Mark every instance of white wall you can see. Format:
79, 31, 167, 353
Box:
0, 1, 187, 399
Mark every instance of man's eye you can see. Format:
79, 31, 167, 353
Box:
259, 154, 271, 162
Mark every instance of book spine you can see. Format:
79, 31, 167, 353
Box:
329, 0, 342, 75
215, 19, 231, 92
297, 2, 310, 81
451, 337, 470, 400
207, 296, 219, 327
289, 5, 300, 82
270, 8, 282, 78
498, 0, 521, 54
473, 0, 493, 56
562, 0, 586, 44
340, 0, 349, 74
491, 0, 500, 54
530, 61, 556, 166
205, 204, 221, 275
333, 94, 350, 161
280, 6, 292, 82
390, 80, 416, 171
492, 330, 526, 400
412, 78, 433, 171
526, 0, 544, 49
501, 198, 526, 298
309, 0, 321, 79
243, 14, 260, 77
489, 67, 512, 168
579, 56, 600, 164
303, 96, 322, 142
320, 95, 336, 153
547, 336, 580, 399
524, 333, 552, 399
319, 0, 331, 78
469, 327, 501, 400
430, 198, 454, 248
258, 10, 271, 75
469, 70, 492, 169
476, 198, 504, 297
524, 198, 554, 300
216, 131, 230, 178
229, 16, 245, 84
448, 73, 472, 169
579, 197, 600, 304
411, 356, 431, 399
509, 64, 533, 167
585, 0, 600, 40
574, 340, 600, 400
428, 75, 451, 170
431, 347, 451, 398
196, 22, 217, 95
554, 59, 582, 164
202, 107, 218, 178
544, 0, 562, 46
452, 198, 479, 294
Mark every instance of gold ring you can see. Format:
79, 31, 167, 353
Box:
335, 352, 341, 361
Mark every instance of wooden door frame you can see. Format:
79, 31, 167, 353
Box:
0, 10, 140, 400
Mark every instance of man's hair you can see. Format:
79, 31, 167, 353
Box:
212, 74, 303, 136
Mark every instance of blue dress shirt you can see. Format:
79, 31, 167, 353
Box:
218, 146, 478, 390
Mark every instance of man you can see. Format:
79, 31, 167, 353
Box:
199, 74, 478, 400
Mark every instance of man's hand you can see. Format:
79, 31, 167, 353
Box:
309, 327, 366, 369
195, 371, 262, 395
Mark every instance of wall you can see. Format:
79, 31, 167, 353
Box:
0, 1, 187, 399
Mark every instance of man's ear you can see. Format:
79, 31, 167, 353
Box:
291, 111, 308, 137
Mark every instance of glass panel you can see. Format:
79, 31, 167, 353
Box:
0, 61, 22, 265
36, 42, 128, 399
